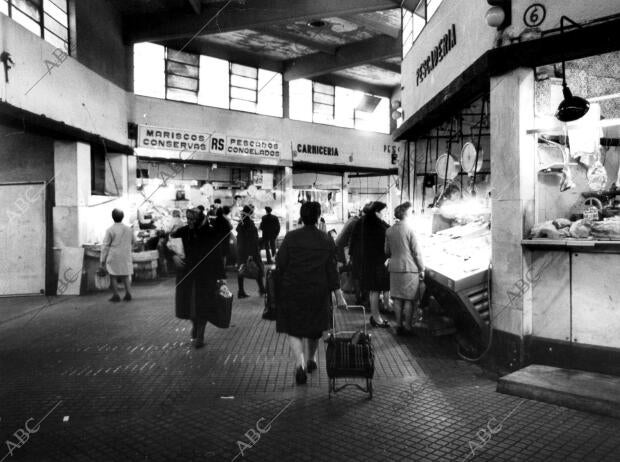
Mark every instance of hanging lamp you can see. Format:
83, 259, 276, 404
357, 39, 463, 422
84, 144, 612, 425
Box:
555, 16, 590, 122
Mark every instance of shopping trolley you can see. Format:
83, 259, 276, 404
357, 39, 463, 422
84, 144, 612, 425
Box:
325, 304, 374, 399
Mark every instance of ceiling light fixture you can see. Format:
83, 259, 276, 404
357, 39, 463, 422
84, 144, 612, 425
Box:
555, 16, 590, 123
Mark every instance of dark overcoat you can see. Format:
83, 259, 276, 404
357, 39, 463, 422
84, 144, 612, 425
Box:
260, 213, 281, 239
236, 218, 263, 275
213, 215, 233, 259
171, 223, 224, 322
275, 226, 340, 339
350, 214, 390, 291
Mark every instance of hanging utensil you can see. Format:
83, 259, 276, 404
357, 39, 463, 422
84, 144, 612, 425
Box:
460, 142, 483, 175
435, 153, 459, 180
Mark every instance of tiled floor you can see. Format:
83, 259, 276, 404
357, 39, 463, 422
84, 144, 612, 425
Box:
1, 275, 619, 461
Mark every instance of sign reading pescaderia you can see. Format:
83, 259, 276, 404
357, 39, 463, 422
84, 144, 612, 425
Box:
416, 24, 457, 86
295, 144, 340, 157
137, 125, 280, 159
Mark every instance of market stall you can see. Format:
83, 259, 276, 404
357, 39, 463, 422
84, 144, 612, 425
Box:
519, 50, 620, 372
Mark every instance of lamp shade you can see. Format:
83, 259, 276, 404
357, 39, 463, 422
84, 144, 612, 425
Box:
485, 6, 505, 28
555, 84, 590, 122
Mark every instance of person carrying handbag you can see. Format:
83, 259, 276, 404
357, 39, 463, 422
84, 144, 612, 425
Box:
171, 208, 226, 348
100, 209, 135, 302
236, 205, 266, 298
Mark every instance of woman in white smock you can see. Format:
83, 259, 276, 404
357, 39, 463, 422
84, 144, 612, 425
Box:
100, 209, 135, 302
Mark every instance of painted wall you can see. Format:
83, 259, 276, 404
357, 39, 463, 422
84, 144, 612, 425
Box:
0, 15, 128, 145
132, 96, 401, 171
74, 0, 130, 90
0, 125, 54, 183
401, 0, 495, 119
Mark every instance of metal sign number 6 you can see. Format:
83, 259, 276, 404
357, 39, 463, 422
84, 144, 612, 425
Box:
524, 3, 546, 28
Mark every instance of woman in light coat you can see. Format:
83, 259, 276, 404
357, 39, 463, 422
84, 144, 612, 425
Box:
100, 209, 135, 302
384, 202, 425, 335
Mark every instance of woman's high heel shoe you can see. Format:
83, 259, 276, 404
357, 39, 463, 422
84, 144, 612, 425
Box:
370, 316, 389, 328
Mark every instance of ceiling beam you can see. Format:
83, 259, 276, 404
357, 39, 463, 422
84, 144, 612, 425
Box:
312, 74, 396, 98
162, 39, 395, 97
346, 14, 400, 38
162, 38, 283, 73
188, 0, 201, 15
125, 0, 398, 43
373, 61, 401, 74
253, 27, 336, 55
283, 36, 400, 81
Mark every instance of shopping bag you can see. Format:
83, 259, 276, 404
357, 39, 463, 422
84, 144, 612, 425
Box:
166, 237, 185, 259
210, 282, 233, 328
239, 257, 260, 279
94, 268, 110, 290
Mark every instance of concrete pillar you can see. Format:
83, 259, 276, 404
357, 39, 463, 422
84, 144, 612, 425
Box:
53, 141, 91, 247
490, 68, 536, 339
283, 166, 294, 232
282, 80, 290, 120
342, 172, 349, 220
127, 154, 137, 196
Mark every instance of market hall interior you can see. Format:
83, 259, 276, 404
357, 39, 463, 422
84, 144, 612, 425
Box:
1, 0, 620, 461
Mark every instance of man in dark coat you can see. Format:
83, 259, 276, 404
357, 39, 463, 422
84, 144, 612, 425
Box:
335, 211, 360, 264
276, 201, 347, 385
236, 205, 266, 298
259, 206, 280, 264
171, 208, 224, 348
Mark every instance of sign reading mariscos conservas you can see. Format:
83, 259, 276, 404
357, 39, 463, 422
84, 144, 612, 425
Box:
416, 24, 457, 86
138, 126, 210, 151
137, 125, 280, 159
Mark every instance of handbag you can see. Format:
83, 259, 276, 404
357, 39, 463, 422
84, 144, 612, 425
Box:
339, 270, 355, 294
210, 281, 233, 328
95, 267, 110, 290
239, 256, 260, 279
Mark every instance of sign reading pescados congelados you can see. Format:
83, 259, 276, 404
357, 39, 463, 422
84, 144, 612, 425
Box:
416, 24, 457, 86
137, 125, 281, 159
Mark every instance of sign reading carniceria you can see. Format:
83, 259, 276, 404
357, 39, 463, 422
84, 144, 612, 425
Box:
296, 144, 340, 157
416, 24, 457, 86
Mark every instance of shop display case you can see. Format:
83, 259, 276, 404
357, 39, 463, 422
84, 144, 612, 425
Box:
419, 218, 491, 347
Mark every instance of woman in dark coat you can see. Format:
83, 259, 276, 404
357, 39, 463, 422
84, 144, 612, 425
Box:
236, 205, 266, 298
171, 208, 224, 348
350, 201, 391, 328
213, 206, 233, 273
276, 202, 347, 385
